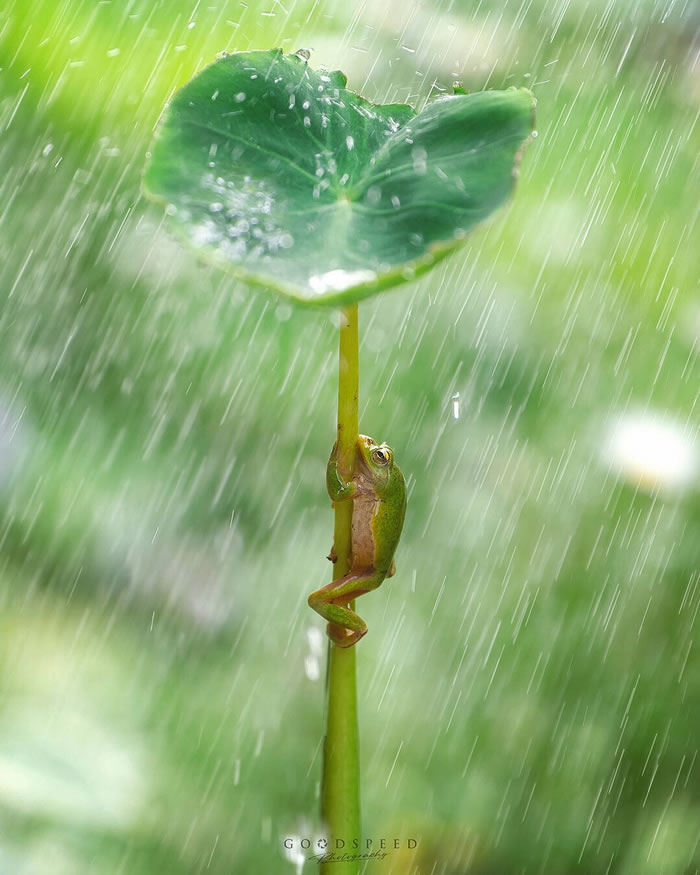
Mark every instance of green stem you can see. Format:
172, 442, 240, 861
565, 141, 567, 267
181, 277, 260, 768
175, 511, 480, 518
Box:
321, 304, 361, 873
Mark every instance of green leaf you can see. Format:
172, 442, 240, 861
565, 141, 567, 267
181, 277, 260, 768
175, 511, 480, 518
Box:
143, 49, 535, 307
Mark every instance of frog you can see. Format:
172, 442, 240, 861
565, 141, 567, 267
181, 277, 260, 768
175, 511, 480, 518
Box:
307, 434, 407, 647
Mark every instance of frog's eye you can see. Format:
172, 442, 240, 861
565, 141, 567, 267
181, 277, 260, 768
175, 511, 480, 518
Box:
371, 447, 391, 466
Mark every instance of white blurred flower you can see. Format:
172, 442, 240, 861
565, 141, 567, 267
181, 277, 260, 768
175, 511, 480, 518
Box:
304, 626, 325, 681
282, 825, 327, 874
603, 410, 698, 493
282, 835, 306, 872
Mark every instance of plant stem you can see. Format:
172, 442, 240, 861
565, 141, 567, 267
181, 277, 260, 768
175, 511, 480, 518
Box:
321, 304, 361, 874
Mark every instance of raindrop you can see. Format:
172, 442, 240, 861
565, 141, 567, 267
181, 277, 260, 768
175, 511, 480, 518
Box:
412, 146, 428, 174
275, 303, 293, 322
309, 269, 377, 294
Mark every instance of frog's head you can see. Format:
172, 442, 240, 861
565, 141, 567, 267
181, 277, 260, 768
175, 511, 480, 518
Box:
357, 434, 395, 490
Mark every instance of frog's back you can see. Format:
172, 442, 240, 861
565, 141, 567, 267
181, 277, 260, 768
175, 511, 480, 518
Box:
373, 465, 406, 573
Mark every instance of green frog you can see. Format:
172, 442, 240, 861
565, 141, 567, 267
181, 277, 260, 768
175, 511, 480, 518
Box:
307, 434, 407, 647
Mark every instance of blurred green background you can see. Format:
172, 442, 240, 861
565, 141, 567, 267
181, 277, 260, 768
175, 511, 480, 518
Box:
0, 0, 698, 872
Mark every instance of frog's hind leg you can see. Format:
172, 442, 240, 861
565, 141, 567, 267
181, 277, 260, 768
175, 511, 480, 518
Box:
307, 571, 375, 648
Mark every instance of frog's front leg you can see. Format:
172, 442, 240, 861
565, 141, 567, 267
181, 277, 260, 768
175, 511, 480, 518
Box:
307, 570, 382, 647
326, 443, 357, 564
326, 441, 357, 504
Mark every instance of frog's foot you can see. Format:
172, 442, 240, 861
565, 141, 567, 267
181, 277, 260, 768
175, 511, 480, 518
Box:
307, 572, 373, 648
328, 622, 366, 648
327, 545, 338, 563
